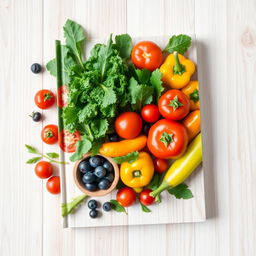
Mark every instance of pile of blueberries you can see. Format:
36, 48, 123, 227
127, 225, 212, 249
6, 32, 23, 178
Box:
79, 156, 114, 191
88, 199, 112, 218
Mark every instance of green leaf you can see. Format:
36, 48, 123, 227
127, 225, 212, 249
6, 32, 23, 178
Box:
116, 179, 126, 189
26, 157, 42, 164
46, 58, 57, 77
140, 203, 151, 213
91, 119, 109, 139
101, 86, 117, 107
110, 200, 127, 214
25, 144, 38, 154
70, 138, 92, 162
160, 132, 173, 147
190, 89, 199, 103
147, 173, 162, 190
90, 139, 104, 156
164, 34, 192, 54
167, 183, 193, 199
63, 19, 86, 65
168, 96, 183, 110
135, 68, 151, 84
114, 34, 133, 59
150, 69, 164, 101
46, 152, 59, 159
113, 151, 139, 164
62, 194, 87, 217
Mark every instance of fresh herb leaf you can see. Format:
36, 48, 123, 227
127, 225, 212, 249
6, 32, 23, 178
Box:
91, 119, 109, 139
150, 69, 164, 101
70, 138, 92, 162
160, 132, 173, 147
26, 156, 42, 164
167, 183, 193, 199
46, 152, 59, 159
140, 202, 151, 213
113, 151, 139, 164
148, 173, 162, 190
190, 89, 199, 103
62, 194, 87, 217
114, 34, 132, 59
25, 144, 38, 154
110, 200, 127, 214
101, 86, 117, 108
135, 68, 151, 84
164, 35, 192, 54
46, 59, 57, 77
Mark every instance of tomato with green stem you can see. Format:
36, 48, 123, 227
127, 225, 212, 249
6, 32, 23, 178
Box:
41, 124, 58, 144
34, 89, 55, 109
59, 129, 81, 153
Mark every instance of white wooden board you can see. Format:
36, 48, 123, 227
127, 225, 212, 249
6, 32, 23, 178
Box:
47, 35, 206, 228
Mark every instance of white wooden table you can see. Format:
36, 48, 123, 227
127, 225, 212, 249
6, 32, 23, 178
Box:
0, 0, 255, 255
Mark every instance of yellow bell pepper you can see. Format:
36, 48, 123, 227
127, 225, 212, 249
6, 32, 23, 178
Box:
160, 51, 195, 89
181, 80, 200, 110
120, 152, 154, 188
150, 133, 202, 200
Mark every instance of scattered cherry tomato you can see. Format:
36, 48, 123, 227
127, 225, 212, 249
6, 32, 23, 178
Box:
34, 89, 55, 109
116, 187, 136, 207
131, 41, 163, 71
147, 119, 188, 159
35, 161, 53, 179
115, 112, 142, 139
141, 104, 160, 123
139, 189, 155, 206
158, 90, 190, 120
46, 176, 61, 194
57, 85, 68, 108
41, 124, 58, 144
59, 129, 81, 153
153, 158, 169, 173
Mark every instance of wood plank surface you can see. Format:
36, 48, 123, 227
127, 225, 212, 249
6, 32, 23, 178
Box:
0, 0, 256, 255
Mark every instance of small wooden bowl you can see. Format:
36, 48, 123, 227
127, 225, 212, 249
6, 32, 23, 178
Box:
73, 153, 119, 197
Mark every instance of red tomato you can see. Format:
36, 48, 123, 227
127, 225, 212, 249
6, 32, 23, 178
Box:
35, 161, 53, 179
147, 119, 188, 159
59, 129, 81, 153
116, 187, 136, 207
139, 189, 155, 206
153, 158, 169, 173
141, 104, 160, 123
115, 112, 142, 139
131, 41, 163, 71
57, 85, 68, 108
34, 89, 55, 109
41, 124, 58, 144
46, 176, 61, 194
158, 90, 190, 120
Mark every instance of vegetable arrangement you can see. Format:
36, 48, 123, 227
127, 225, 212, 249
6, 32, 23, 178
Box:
26, 19, 203, 218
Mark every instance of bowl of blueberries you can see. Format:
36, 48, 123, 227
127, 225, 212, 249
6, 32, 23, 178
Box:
73, 153, 119, 196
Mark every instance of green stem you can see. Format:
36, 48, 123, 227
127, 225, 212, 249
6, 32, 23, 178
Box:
84, 124, 93, 141
173, 51, 185, 75
150, 180, 170, 198
34, 152, 69, 165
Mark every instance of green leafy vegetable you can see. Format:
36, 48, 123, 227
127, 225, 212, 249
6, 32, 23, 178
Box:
62, 194, 87, 217
46, 152, 59, 159
26, 157, 42, 164
140, 202, 151, 213
150, 69, 164, 101
70, 138, 92, 162
46, 59, 57, 77
134, 68, 151, 84
114, 34, 132, 59
164, 35, 192, 54
113, 151, 139, 164
110, 200, 127, 214
147, 173, 162, 191
167, 183, 193, 199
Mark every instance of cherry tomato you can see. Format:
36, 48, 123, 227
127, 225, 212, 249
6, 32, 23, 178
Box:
34, 89, 55, 109
147, 119, 188, 159
35, 161, 53, 179
116, 187, 136, 207
158, 90, 190, 120
139, 189, 155, 206
59, 129, 81, 153
41, 124, 58, 144
46, 176, 61, 194
153, 158, 169, 173
141, 104, 160, 123
131, 41, 163, 71
57, 85, 68, 108
115, 112, 142, 139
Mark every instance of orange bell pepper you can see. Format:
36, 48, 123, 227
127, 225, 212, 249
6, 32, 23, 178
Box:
182, 110, 201, 141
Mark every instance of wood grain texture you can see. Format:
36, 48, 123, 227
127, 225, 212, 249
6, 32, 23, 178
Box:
1, 0, 256, 255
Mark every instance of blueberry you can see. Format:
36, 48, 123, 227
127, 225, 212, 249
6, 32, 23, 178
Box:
79, 161, 92, 173
143, 123, 151, 135
98, 179, 110, 190
82, 172, 96, 184
30, 112, 41, 122
94, 166, 107, 178
31, 63, 42, 73
106, 173, 114, 183
89, 156, 101, 168
89, 209, 98, 218
88, 199, 98, 210
108, 133, 119, 142
103, 161, 113, 172
85, 183, 97, 192
103, 202, 112, 212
